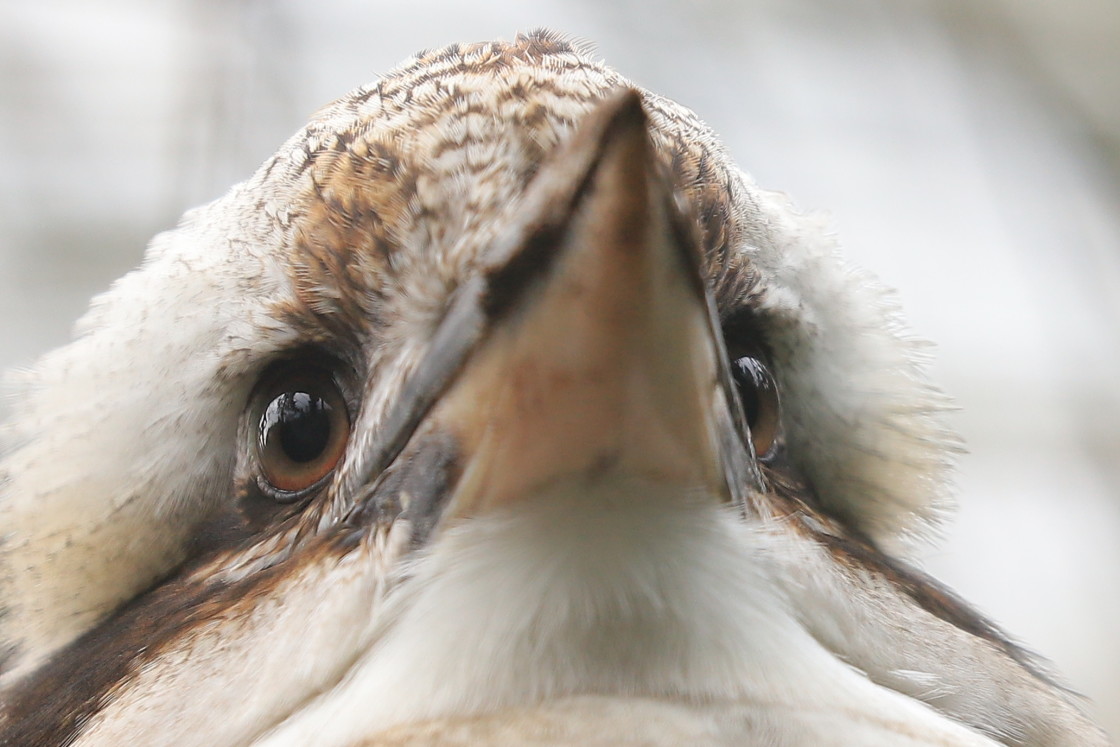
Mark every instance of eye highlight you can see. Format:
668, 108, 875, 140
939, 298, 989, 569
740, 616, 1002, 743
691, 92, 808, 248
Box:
729, 354, 780, 461
252, 365, 350, 499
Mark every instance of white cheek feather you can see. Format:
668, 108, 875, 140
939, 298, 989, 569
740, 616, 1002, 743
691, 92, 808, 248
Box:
0, 182, 304, 682
641, 90, 958, 556
0, 80, 419, 681
253, 477, 995, 746
72, 528, 406, 747
736, 184, 959, 555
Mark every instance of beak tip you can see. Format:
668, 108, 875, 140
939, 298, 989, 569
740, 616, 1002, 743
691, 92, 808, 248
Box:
603, 87, 648, 131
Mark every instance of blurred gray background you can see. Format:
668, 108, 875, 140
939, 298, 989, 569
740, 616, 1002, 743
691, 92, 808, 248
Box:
2, 0, 1118, 737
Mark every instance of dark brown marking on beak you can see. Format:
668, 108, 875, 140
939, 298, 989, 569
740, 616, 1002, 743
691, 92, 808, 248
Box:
480, 89, 655, 322
339, 277, 486, 504
345, 427, 462, 548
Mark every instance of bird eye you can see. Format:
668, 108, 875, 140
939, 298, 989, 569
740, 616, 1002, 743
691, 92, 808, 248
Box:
252, 366, 350, 499
729, 354, 780, 460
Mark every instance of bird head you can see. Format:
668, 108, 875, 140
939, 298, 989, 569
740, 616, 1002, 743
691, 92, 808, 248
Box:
0, 31, 1106, 746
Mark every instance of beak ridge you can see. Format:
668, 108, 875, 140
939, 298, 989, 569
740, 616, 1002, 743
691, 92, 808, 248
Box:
431, 90, 732, 520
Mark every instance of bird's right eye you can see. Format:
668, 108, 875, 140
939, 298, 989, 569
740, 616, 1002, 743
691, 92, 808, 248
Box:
250, 364, 350, 500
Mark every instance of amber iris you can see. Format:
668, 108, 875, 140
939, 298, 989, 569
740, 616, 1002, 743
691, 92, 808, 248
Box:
254, 368, 349, 496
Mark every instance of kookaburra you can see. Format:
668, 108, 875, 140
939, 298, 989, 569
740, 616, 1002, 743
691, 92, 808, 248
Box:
0, 31, 1108, 746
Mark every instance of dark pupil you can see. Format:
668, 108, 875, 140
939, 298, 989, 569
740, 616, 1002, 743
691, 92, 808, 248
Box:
263, 392, 332, 463
730, 357, 765, 429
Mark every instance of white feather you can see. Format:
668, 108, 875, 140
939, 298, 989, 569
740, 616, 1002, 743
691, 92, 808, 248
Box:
738, 185, 960, 553
248, 477, 994, 746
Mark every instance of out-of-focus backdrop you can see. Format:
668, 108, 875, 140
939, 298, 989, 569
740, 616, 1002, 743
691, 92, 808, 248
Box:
2, 0, 1118, 736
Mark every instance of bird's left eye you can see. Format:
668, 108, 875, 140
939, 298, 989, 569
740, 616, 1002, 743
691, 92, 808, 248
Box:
252, 366, 350, 499
729, 354, 781, 461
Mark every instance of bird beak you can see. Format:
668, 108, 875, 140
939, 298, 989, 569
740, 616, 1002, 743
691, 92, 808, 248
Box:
342, 89, 761, 541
